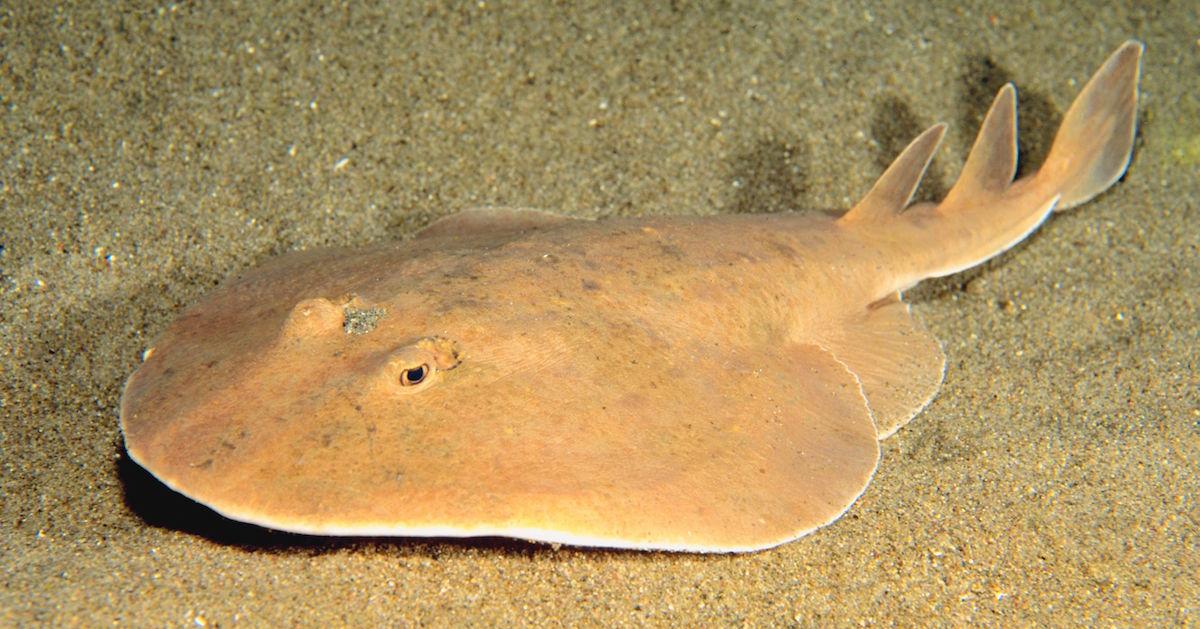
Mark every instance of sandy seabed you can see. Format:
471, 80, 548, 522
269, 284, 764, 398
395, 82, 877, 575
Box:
2, 1, 1197, 625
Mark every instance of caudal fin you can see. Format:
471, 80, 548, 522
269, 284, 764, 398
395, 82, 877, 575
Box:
1037, 41, 1142, 209
839, 41, 1143, 288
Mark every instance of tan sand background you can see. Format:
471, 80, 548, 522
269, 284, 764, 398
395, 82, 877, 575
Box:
2, 1, 1197, 625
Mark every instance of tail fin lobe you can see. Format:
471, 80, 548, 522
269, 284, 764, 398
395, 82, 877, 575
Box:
1037, 40, 1142, 210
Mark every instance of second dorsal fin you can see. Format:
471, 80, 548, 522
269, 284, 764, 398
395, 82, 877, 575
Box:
940, 84, 1018, 211
840, 124, 946, 224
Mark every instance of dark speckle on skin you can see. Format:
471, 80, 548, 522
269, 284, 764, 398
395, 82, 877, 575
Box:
658, 243, 686, 260
434, 296, 484, 317
581, 279, 601, 291
768, 239, 798, 257
439, 266, 482, 282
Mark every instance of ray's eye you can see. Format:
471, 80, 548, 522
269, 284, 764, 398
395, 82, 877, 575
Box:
400, 364, 429, 386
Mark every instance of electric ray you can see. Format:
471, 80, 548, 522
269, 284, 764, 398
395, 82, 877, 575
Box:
121, 42, 1142, 552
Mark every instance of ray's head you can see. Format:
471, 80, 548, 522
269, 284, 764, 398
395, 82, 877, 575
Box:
279, 295, 465, 396
119, 274, 499, 534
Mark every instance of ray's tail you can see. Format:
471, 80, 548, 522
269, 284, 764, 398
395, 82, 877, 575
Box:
839, 41, 1143, 290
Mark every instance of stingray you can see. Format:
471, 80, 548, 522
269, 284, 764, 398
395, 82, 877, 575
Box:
120, 42, 1142, 552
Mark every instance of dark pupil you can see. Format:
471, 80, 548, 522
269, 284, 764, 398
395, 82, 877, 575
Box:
404, 365, 427, 384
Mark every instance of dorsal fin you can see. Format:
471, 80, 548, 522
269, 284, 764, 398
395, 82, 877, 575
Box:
840, 124, 946, 224
941, 84, 1018, 211
415, 207, 583, 240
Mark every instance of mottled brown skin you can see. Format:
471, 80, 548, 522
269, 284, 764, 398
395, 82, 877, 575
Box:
120, 42, 1142, 551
